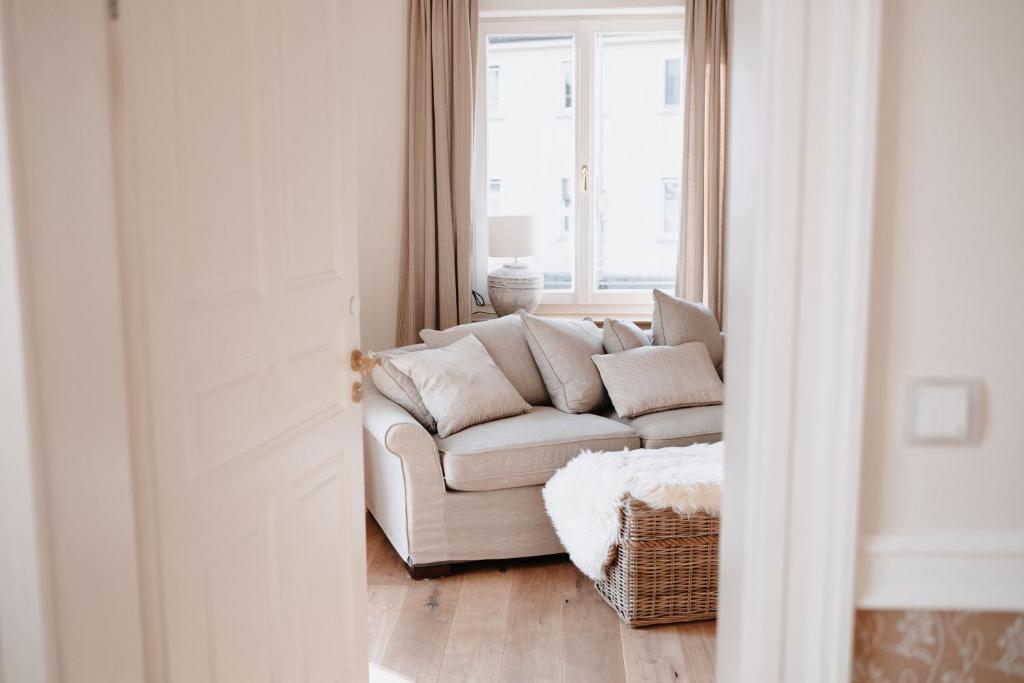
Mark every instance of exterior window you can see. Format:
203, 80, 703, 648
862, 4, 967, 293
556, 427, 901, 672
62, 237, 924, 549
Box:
479, 24, 683, 305
488, 178, 501, 214
662, 178, 681, 237
664, 58, 681, 109
487, 65, 501, 111
561, 60, 573, 110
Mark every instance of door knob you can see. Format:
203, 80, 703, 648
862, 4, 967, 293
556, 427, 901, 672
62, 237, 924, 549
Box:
351, 349, 381, 377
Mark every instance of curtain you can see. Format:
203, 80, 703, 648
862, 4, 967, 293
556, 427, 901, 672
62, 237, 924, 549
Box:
677, 0, 729, 325
396, 0, 479, 346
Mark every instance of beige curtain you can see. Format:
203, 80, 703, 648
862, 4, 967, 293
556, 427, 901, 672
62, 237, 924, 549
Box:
677, 0, 729, 324
396, 0, 479, 346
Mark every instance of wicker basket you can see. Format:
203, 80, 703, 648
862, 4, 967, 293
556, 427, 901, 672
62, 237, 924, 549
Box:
594, 496, 719, 627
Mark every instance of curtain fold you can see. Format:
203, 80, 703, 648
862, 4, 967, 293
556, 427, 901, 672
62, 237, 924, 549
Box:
677, 0, 729, 325
396, 0, 479, 346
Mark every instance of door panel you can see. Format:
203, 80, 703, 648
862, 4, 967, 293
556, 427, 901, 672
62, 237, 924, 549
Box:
117, 0, 366, 681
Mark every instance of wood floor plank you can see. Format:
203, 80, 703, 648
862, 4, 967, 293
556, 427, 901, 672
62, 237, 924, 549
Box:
380, 576, 464, 683
367, 585, 409, 665
363, 521, 715, 683
436, 566, 514, 683
366, 517, 410, 586
499, 561, 576, 683
563, 572, 627, 683
674, 620, 716, 680
619, 621, 689, 683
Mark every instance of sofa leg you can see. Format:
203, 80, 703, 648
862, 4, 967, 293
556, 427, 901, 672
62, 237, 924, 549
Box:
405, 562, 453, 580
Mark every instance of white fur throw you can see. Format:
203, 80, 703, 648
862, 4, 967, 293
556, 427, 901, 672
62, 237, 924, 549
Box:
542, 442, 723, 581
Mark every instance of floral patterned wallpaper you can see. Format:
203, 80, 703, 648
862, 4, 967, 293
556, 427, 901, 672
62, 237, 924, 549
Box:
853, 610, 1024, 683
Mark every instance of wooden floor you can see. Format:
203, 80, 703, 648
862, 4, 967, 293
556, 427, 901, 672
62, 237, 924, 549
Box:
366, 516, 716, 683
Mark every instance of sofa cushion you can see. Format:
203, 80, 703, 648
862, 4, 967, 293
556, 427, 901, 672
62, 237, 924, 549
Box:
419, 314, 550, 405
520, 315, 608, 414
618, 404, 723, 449
388, 334, 530, 438
651, 289, 724, 366
369, 344, 436, 431
602, 318, 652, 353
593, 343, 724, 418
435, 406, 640, 492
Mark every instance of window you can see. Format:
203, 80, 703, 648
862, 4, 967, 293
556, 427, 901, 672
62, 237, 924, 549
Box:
488, 178, 502, 214
487, 65, 501, 111
479, 19, 683, 308
561, 60, 573, 110
664, 57, 681, 109
558, 177, 572, 243
661, 178, 681, 237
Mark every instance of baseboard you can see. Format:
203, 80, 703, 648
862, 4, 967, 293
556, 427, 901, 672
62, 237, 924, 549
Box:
856, 531, 1024, 611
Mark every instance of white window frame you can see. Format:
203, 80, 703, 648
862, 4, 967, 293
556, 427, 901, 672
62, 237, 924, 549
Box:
473, 12, 684, 317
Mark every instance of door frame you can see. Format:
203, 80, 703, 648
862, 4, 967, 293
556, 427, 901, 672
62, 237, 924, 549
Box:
716, 0, 882, 681
2, 0, 884, 681
0, 11, 53, 678
0, 1, 146, 681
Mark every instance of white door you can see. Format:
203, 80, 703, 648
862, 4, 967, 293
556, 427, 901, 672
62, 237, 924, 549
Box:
114, 1, 367, 681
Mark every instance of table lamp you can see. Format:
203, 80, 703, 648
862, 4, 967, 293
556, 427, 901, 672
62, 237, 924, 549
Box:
487, 215, 543, 317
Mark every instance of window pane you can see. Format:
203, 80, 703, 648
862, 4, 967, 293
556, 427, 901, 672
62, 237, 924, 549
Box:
488, 66, 500, 110
561, 60, 573, 110
662, 177, 681, 236
594, 32, 683, 292
486, 34, 575, 290
664, 58, 681, 108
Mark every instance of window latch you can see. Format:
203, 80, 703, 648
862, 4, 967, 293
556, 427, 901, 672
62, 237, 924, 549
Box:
580, 164, 590, 192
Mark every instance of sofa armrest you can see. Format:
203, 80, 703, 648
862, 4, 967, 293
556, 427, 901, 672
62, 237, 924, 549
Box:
361, 387, 448, 565
363, 390, 440, 466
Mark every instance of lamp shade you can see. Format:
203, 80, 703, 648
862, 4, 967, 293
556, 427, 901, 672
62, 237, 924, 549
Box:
488, 215, 538, 258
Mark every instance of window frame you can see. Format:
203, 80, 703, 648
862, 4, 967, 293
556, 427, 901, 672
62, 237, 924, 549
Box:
473, 13, 685, 316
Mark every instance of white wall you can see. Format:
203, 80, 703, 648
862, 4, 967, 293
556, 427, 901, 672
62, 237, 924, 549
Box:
355, 0, 409, 352
857, 0, 1024, 607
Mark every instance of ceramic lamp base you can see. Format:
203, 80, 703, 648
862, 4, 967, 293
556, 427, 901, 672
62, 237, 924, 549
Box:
487, 263, 543, 317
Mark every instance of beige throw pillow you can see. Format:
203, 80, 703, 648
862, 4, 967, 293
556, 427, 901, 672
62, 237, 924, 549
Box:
592, 343, 724, 418
388, 334, 530, 438
369, 348, 436, 432
651, 289, 724, 366
419, 314, 549, 405
520, 314, 607, 414
602, 319, 652, 354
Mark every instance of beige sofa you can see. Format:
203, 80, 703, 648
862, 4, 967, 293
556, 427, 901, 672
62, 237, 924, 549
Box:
362, 342, 723, 578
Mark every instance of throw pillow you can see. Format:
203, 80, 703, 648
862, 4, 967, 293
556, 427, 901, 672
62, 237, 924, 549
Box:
650, 289, 724, 366
419, 314, 549, 405
520, 314, 607, 414
388, 334, 530, 438
369, 347, 436, 432
592, 342, 724, 418
602, 319, 652, 354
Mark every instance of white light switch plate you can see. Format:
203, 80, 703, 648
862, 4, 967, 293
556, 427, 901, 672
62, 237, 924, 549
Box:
907, 379, 981, 444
